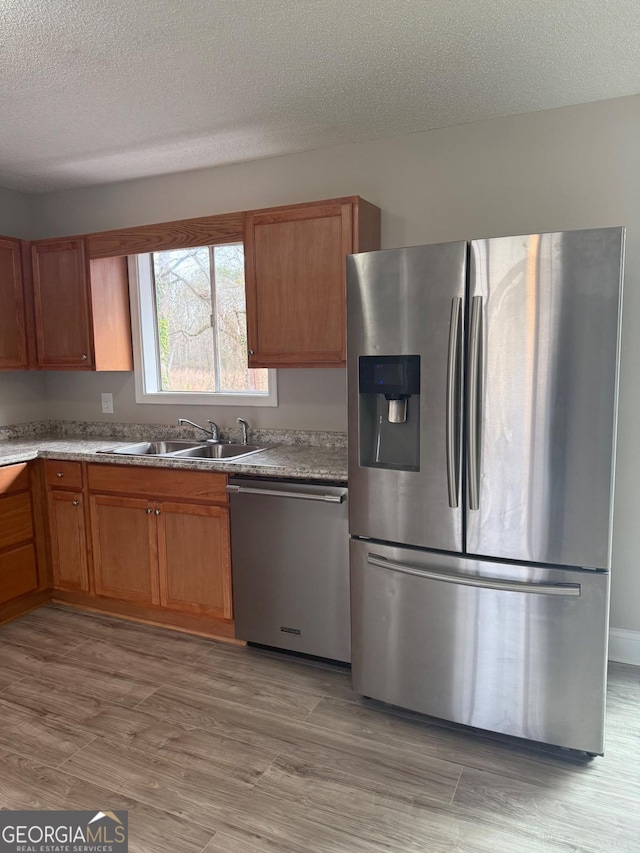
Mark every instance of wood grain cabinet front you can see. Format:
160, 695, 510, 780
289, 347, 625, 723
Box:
0, 463, 42, 609
31, 238, 132, 370
90, 494, 159, 605
0, 236, 28, 370
85, 465, 232, 621
48, 490, 89, 593
244, 196, 381, 367
157, 501, 232, 619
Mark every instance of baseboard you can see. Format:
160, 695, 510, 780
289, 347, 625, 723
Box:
609, 628, 640, 666
51, 591, 239, 643
0, 589, 52, 626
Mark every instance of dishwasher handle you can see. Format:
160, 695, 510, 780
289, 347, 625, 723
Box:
227, 484, 345, 503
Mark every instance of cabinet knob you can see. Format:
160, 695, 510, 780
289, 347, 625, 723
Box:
146, 508, 153, 514
56, 472, 64, 478
154, 508, 161, 516
80, 354, 88, 360
248, 349, 254, 356
72, 499, 80, 506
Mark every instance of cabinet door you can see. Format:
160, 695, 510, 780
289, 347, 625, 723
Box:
245, 201, 353, 367
0, 545, 38, 605
157, 501, 232, 619
32, 238, 93, 368
0, 237, 28, 369
48, 491, 89, 592
90, 494, 159, 604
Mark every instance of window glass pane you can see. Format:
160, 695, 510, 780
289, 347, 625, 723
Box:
152, 247, 215, 392
149, 244, 268, 395
213, 243, 268, 393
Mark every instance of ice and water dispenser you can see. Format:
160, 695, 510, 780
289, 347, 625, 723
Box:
358, 355, 421, 471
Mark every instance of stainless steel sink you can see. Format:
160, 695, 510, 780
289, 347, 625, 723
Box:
171, 444, 266, 460
99, 440, 267, 460
100, 440, 204, 456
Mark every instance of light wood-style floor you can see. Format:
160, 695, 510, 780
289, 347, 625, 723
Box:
0, 605, 637, 853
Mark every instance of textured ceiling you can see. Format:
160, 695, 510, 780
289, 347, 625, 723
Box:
2, 0, 639, 193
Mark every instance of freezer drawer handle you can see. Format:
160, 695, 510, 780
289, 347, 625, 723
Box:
367, 554, 581, 596
446, 297, 463, 508
467, 295, 483, 511
226, 484, 345, 503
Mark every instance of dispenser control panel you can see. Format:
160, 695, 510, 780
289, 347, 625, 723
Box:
358, 355, 420, 396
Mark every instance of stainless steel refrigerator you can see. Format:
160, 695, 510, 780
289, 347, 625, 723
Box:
347, 228, 625, 755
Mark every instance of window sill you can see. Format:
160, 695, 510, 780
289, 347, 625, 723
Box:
134, 385, 278, 407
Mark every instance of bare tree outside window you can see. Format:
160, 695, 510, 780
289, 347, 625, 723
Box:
151, 244, 267, 394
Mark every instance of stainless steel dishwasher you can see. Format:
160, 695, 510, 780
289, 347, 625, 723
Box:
228, 477, 350, 662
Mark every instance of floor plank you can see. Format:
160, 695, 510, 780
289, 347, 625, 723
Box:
0, 676, 278, 786
137, 683, 464, 806
0, 697, 96, 767
0, 604, 637, 853
196, 642, 357, 702
17, 603, 216, 662
0, 744, 214, 853
452, 765, 640, 853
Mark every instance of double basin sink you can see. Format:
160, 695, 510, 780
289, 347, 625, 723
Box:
100, 440, 267, 462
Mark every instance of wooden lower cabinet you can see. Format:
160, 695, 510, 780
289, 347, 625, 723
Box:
0, 462, 47, 619
0, 544, 38, 604
90, 494, 159, 604
48, 490, 89, 592
157, 501, 232, 619
43, 462, 234, 637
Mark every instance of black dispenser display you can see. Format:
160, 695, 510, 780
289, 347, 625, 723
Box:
358, 355, 421, 471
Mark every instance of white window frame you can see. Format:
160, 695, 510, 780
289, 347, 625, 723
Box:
128, 253, 278, 407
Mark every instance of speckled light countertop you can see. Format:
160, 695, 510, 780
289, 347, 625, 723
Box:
0, 437, 348, 483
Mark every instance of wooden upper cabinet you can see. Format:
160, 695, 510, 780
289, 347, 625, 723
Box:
32, 238, 93, 368
244, 197, 381, 367
0, 237, 28, 369
31, 237, 132, 371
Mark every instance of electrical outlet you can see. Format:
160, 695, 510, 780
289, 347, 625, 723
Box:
101, 393, 114, 414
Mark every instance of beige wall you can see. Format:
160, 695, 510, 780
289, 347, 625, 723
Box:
0, 185, 33, 239
0, 373, 47, 425
25, 94, 640, 631
0, 188, 47, 423
42, 368, 348, 432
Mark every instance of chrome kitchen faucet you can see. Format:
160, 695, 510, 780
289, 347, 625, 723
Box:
177, 418, 220, 442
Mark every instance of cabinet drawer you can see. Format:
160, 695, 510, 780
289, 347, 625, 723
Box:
0, 463, 29, 496
87, 464, 228, 504
45, 460, 83, 489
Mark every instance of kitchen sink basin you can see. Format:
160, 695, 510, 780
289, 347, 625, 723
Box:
99, 441, 267, 460
100, 440, 204, 456
171, 444, 266, 460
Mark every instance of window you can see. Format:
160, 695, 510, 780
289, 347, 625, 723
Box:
129, 244, 277, 406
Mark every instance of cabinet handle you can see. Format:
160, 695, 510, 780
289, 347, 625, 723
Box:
145, 508, 153, 514
248, 349, 254, 356
56, 472, 64, 478
80, 354, 88, 360
154, 508, 161, 516
72, 499, 80, 506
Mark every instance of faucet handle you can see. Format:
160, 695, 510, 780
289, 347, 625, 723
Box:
237, 418, 249, 445
206, 420, 220, 442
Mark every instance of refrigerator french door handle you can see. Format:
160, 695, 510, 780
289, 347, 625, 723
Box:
367, 554, 581, 596
467, 295, 483, 511
446, 297, 462, 508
